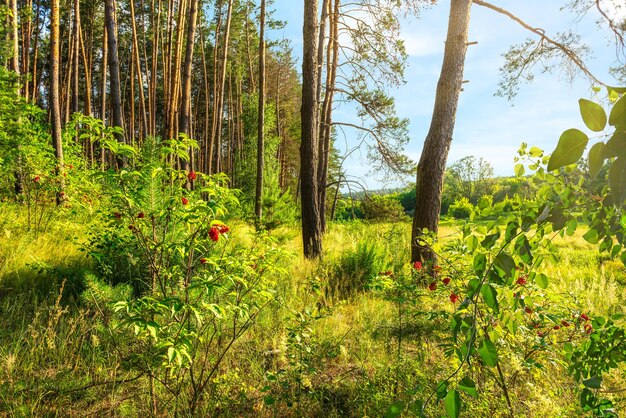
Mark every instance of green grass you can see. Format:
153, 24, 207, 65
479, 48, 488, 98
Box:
1, 207, 625, 416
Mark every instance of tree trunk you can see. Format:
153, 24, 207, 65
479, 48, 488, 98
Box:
255, 0, 266, 229
130, 0, 149, 140
211, 0, 233, 174
105, 0, 126, 155
301, 0, 322, 259
50, 0, 65, 204
10, 0, 23, 195
410, 0, 472, 264
318, 0, 339, 233
179, 0, 199, 187
72, 0, 80, 114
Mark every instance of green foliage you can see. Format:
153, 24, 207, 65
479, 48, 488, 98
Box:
448, 197, 474, 219
326, 240, 391, 299
361, 193, 407, 221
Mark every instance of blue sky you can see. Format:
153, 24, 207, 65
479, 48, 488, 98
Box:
268, 1, 625, 189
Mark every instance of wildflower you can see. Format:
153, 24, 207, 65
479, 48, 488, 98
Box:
188, 171, 197, 181
428, 282, 437, 291
137, 212, 145, 219
413, 261, 422, 270
181, 197, 189, 205
200, 258, 208, 264
449, 293, 459, 303
442, 277, 451, 285
209, 226, 220, 242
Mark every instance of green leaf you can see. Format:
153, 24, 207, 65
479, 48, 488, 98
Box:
583, 375, 602, 389
479, 339, 499, 367
579, 99, 607, 132
588, 142, 605, 179
473, 254, 487, 275
481, 232, 500, 250
609, 93, 626, 129
384, 401, 405, 418
514, 235, 533, 264
467, 278, 481, 298
547, 129, 589, 171
604, 131, 626, 159
535, 273, 548, 289
514, 163, 525, 177
466, 235, 479, 252
494, 253, 516, 279
529, 146, 543, 157
458, 377, 478, 398
621, 251, 626, 268
609, 157, 626, 206
444, 389, 461, 418
583, 228, 600, 244
481, 285, 499, 312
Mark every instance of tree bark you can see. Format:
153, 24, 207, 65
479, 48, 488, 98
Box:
210, 0, 233, 174
9, 0, 23, 195
50, 0, 65, 204
301, 0, 323, 259
255, 0, 266, 229
411, 0, 472, 264
179, 0, 199, 187
318, 0, 339, 233
105, 0, 126, 155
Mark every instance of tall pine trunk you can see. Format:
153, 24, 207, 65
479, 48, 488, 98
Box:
50, 0, 65, 204
411, 0, 472, 264
105, 0, 126, 158
301, 0, 322, 259
255, 0, 266, 229
179, 0, 199, 186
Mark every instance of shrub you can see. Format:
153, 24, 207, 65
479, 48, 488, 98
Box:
326, 241, 390, 299
361, 194, 407, 221
449, 197, 474, 219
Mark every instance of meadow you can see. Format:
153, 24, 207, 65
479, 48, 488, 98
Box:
1, 201, 625, 417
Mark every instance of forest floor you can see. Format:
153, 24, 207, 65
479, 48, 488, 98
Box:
1, 203, 625, 417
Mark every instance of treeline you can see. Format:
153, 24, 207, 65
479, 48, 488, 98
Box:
333, 156, 536, 222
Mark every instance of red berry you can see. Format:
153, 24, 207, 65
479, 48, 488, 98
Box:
137, 212, 145, 219
114, 212, 122, 219
561, 320, 570, 327
200, 258, 208, 264
187, 171, 197, 181
525, 307, 533, 314
218, 224, 230, 234
442, 277, 451, 285
413, 261, 422, 270
449, 293, 459, 303
581, 313, 590, 322
181, 197, 189, 205
209, 226, 220, 242
428, 282, 437, 291
516, 276, 527, 286
33, 175, 40, 183
553, 325, 560, 330
584, 324, 593, 334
